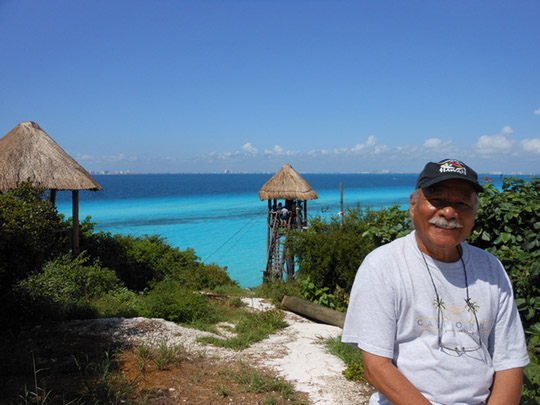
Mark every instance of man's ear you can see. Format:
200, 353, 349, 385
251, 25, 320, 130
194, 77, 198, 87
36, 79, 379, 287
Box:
409, 192, 416, 218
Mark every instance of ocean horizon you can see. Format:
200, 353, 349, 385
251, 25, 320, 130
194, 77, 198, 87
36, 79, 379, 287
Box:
55, 173, 532, 288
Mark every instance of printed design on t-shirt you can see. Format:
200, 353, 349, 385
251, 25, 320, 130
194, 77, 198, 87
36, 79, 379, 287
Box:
439, 298, 482, 351
417, 297, 492, 333
416, 296, 483, 351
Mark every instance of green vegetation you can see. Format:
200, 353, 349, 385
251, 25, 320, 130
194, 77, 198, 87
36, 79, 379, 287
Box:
0, 183, 67, 322
324, 336, 368, 383
469, 176, 540, 404
0, 184, 244, 327
225, 362, 302, 402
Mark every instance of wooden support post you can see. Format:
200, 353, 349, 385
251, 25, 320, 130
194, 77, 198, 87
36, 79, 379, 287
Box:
267, 199, 271, 250
340, 182, 344, 227
72, 190, 80, 255
50, 189, 57, 205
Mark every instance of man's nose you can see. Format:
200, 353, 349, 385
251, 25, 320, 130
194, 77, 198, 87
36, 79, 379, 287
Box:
438, 204, 459, 218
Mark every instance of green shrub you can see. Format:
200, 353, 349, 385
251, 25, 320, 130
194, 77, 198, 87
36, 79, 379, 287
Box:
138, 279, 219, 324
81, 231, 236, 291
15, 254, 122, 320
287, 207, 375, 292
90, 287, 140, 318
299, 276, 343, 311
469, 177, 540, 328
361, 204, 412, 247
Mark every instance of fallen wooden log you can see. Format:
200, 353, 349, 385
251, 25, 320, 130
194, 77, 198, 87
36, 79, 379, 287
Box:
280, 295, 346, 328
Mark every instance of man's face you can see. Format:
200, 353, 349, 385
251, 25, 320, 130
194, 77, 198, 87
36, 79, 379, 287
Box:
410, 179, 477, 262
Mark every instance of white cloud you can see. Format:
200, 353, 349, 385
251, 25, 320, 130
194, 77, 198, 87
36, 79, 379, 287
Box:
348, 136, 384, 154
103, 153, 126, 161
521, 138, 540, 154
475, 126, 515, 155
264, 145, 284, 155
499, 125, 514, 136
242, 142, 257, 154
534, 108, 540, 116
423, 138, 443, 149
209, 151, 233, 160
75, 153, 94, 160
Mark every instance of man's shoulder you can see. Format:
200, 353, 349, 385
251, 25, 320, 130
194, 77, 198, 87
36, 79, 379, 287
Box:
464, 242, 501, 263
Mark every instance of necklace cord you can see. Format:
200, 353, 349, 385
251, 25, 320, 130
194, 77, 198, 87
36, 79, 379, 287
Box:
421, 244, 482, 352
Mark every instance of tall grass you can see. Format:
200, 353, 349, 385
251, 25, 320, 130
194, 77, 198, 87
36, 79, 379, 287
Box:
325, 335, 367, 382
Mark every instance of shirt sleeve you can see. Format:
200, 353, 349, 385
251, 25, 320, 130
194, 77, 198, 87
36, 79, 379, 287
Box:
488, 260, 530, 371
342, 252, 398, 359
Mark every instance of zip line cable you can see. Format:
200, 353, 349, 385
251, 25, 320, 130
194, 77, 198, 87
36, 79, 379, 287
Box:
202, 207, 267, 264
215, 214, 265, 263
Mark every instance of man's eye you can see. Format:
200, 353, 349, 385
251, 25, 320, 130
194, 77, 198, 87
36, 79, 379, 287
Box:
428, 199, 444, 207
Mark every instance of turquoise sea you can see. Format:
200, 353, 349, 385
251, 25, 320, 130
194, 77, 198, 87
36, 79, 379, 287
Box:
55, 173, 516, 288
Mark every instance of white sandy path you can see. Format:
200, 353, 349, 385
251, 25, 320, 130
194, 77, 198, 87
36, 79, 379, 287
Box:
240, 298, 372, 404
64, 298, 372, 404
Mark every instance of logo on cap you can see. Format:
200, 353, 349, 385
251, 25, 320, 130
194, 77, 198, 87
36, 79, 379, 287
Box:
439, 160, 466, 175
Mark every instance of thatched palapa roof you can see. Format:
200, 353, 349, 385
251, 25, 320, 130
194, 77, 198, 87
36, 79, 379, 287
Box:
259, 164, 318, 201
0, 121, 102, 192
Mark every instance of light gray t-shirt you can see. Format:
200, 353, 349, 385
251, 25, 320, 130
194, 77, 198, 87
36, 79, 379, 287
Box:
342, 231, 529, 405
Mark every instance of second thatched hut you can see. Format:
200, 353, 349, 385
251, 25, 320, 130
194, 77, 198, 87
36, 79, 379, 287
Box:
258, 164, 318, 280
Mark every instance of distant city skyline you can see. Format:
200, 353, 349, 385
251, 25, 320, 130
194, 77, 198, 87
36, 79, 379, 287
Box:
1, 1, 539, 175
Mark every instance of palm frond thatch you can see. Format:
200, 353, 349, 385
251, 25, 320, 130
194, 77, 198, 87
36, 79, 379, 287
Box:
259, 164, 318, 201
0, 121, 102, 192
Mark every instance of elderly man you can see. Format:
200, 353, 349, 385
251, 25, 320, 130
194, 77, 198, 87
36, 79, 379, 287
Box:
342, 159, 529, 405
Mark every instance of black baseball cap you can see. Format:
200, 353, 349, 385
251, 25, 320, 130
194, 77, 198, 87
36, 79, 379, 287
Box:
416, 159, 484, 193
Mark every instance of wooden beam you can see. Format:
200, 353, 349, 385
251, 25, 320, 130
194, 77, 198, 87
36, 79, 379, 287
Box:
280, 295, 345, 328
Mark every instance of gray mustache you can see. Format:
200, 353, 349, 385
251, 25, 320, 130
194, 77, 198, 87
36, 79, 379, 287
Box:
428, 217, 464, 229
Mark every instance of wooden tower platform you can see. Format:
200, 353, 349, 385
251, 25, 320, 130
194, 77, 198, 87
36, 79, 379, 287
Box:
258, 164, 318, 281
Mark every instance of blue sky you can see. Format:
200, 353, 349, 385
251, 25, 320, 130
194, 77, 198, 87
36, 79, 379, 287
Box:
1, 0, 539, 174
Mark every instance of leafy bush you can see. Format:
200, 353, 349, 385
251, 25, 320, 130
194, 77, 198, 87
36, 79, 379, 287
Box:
361, 204, 412, 247
287, 207, 375, 292
90, 287, 140, 318
138, 279, 219, 324
82, 231, 236, 291
15, 254, 122, 320
299, 276, 344, 311
469, 177, 540, 327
